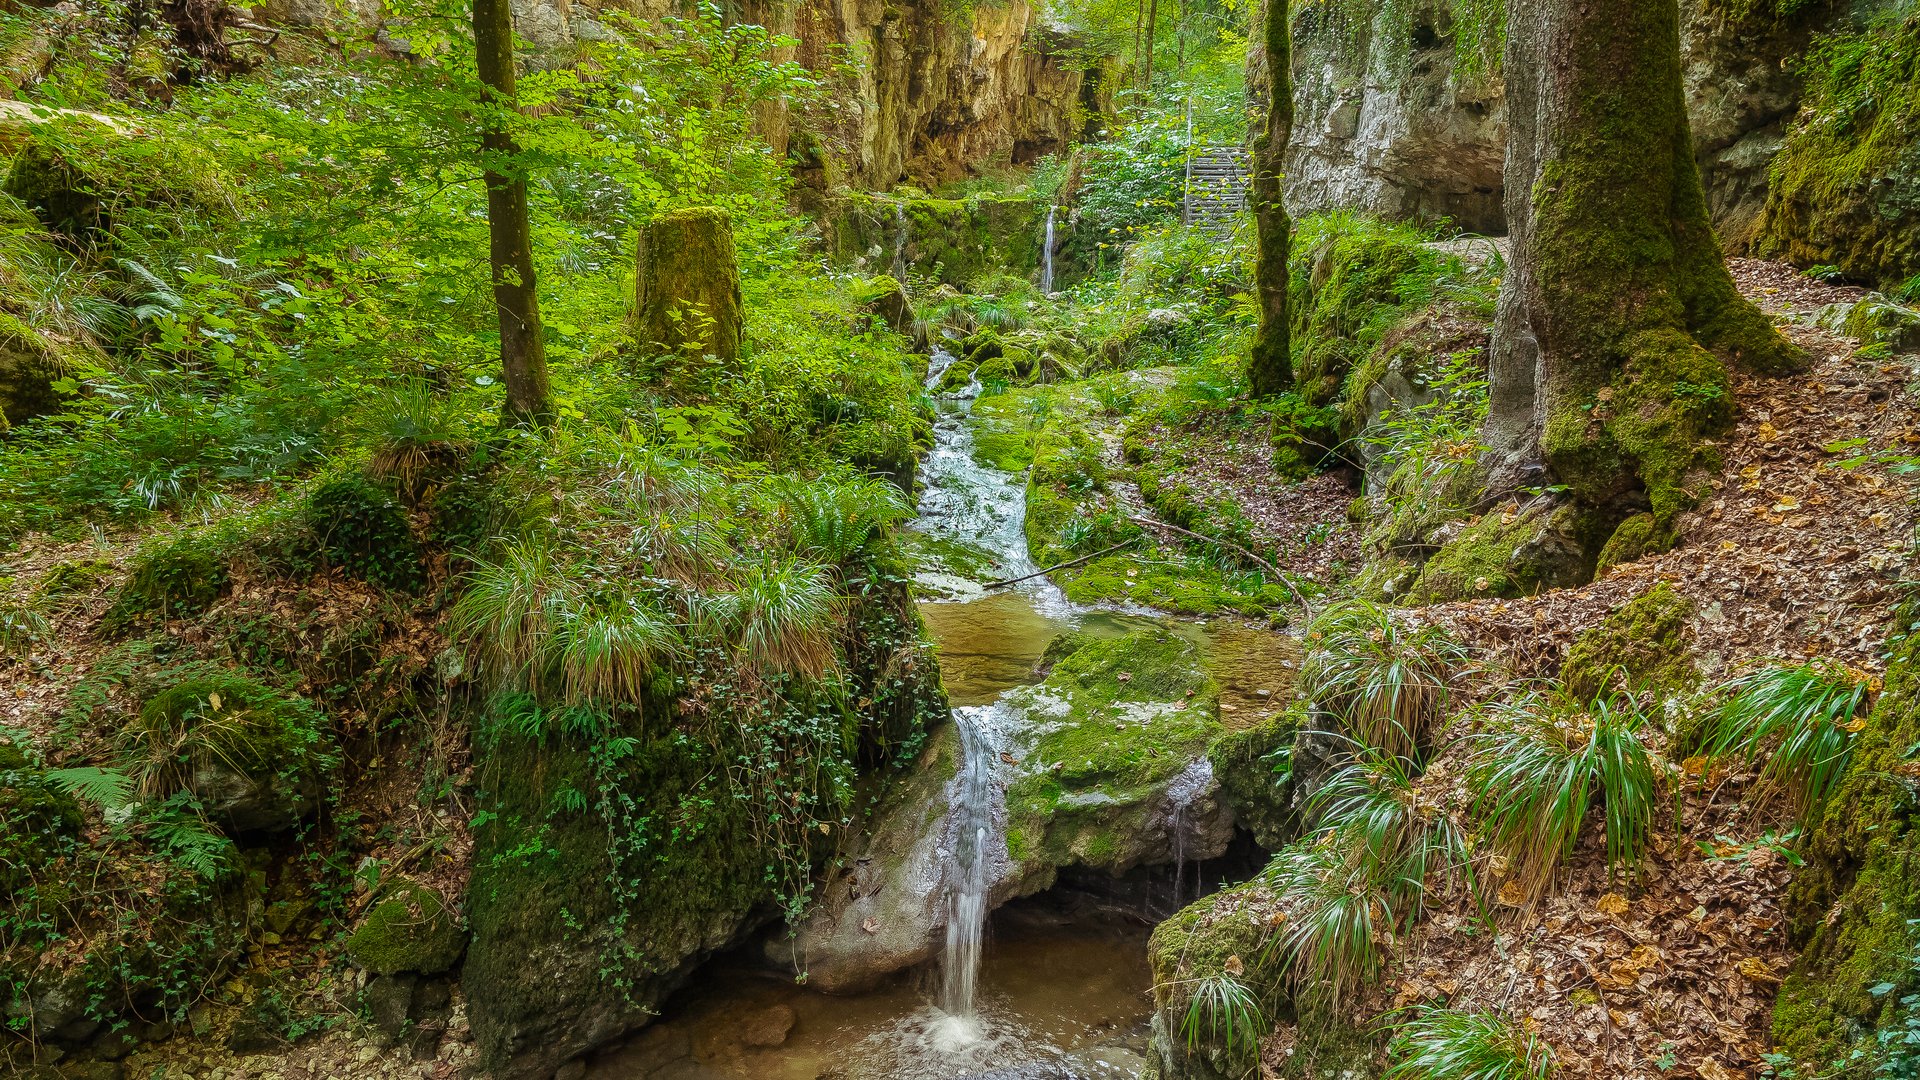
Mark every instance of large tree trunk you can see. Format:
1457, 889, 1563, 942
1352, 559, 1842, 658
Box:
1244, 0, 1291, 398
473, 0, 551, 427
1486, 0, 1802, 539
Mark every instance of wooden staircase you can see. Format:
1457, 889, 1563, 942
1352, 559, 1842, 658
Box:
1183, 146, 1250, 234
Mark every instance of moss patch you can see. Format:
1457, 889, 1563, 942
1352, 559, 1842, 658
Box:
1773, 632, 1920, 1071
129, 674, 338, 833
1207, 704, 1305, 848
345, 881, 466, 976
1409, 502, 1603, 604
1558, 581, 1695, 700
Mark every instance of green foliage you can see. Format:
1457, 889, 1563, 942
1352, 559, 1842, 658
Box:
357, 379, 476, 499
770, 474, 913, 564
1468, 690, 1659, 905
1310, 749, 1474, 925
1262, 836, 1388, 1013
305, 474, 425, 591
1700, 661, 1874, 819
1181, 971, 1267, 1058
1385, 1006, 1556, 1080
1301, 600, 1468, 760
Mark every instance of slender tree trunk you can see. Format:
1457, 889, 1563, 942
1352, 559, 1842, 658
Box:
1175, 0, 1187, 77
1141, 0, 1159, 89
473, 0, 551, 427
1131, 0, 1147, 91
1245, 0, 1291, 398
1486, 0, 1802, 538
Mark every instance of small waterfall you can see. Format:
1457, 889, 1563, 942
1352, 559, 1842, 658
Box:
924, 346, 959, 391
940, 707, 998, 1023
1039, 205, 1057, 293
891, 201, 910, 282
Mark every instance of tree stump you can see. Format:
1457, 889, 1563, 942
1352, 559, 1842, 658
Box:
635, 207, 744, 364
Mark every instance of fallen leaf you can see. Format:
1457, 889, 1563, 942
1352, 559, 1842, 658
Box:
861, 918, 878, 934
1737, 956, 1780, 983
1597, 893, 1630, 917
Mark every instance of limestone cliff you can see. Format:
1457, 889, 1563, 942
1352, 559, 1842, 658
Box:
261, 0, 1110, 193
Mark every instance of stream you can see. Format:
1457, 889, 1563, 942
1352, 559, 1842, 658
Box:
590, 360, 1255, 1080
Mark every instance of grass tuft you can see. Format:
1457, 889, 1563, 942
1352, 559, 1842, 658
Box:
1699, 660, 1874, 819
1385, 1006, 1556, 1080
1302, 600, 1468, 761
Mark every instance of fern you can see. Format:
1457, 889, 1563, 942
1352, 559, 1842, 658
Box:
47, 764, 136, 809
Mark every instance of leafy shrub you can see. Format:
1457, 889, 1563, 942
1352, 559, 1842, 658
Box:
1385, 1007, 1556, 1080
1302, 601, 1469, 760
1699, 661, 1874, 819
305, 474, 425, 592
1468, 690, 1658, 906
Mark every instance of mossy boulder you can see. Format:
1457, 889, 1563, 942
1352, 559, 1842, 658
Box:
1408, 501, 1604, 603
1143, 880, 1288, 1080
0, 311, 85, 434
4, 128, 232, 243
825, 192, 1043, 290
127, 675, 337, 833
635, 207, 743, 364
1816, 294, 1920, 353
345, 881, 466, 976
0, 740, 82, 898
1289, 223, 1439, 408
1594, 511, 1678, 573
1773, 633, 1920, 1072
1207, 704, 1305, 848
1558, 581, 1695, 700
850, 275, 914, 335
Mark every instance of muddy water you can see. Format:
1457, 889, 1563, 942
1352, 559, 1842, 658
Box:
592, 913, 1151, 1080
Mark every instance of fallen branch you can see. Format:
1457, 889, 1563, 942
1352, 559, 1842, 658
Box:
982, 538, 1140, 590
1125, 514, 1313, 614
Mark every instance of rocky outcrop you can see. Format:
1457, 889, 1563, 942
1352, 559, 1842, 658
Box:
1281, 0, 1836, 246
264, 0, 1110, 194
772, 627, 1238, 993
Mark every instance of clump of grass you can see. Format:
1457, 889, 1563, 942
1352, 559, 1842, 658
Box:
357, 379, 475, 500
0, 600, 50, 656
1302, 600, 1469, 760
1385, 1006, 1555, 1080
1468, 690, 1658, 907
1261, 839, 1387, 1013
715, 560, 841, 677
1310, 748, 1474, 924
1699, 660, 1874, 819
1180, 969, 1267, 1059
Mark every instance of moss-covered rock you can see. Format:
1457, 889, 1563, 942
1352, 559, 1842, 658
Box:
345, 881, 466, 976
1290, 225, 1439, 408
0, 310, 86, 434
635, 207, 743, 364
1143, 880, 1288, 1080
1408, 501, 1604, 603
825, 192, 1044, 290
1207, 705, 1304, 848
1816, 294, 1920, 353
1558, 581, 1695, 700
1773, 633, 1920, 1073
3, 127, 232, 243
850, 274, 914, 335
127, 675, 337, 833
1594, 511, 1677, 573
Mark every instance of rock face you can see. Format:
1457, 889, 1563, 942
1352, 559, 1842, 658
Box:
774, 628, 1239, 993
1282, 0, 1834, 246
296, 0, 1108, 194
826, 192, 1069, 290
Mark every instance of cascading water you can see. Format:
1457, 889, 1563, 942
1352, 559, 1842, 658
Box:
1040, 205, 1057, 293
938, 707, 998, 1028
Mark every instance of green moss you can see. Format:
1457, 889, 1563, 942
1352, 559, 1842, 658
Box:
1773, 633, 1920, 1072
1558, 581, 1695, 700
1594, 511, 1677, 573
345, 881, 466, 976
1001, 629, 1222, 870
2, 126, 234, 244
130, 675, 338, 831
1288, 218, 1444, 408
105, 528, 235, 628
0, 309, 82, 433
1409, 503, 1603, 603
826, 193, 1043, 290
1207, 704, 1305, 848
1756, 9, 1920, 290
32, 557, 112, 600
1146, 880, 1289, 1080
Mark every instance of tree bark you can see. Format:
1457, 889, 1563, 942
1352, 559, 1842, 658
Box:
1141, 0, 1159, 89
473, 0, 551, 427
1486, 0, 1802, 535
1245, 0, 1291, 398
